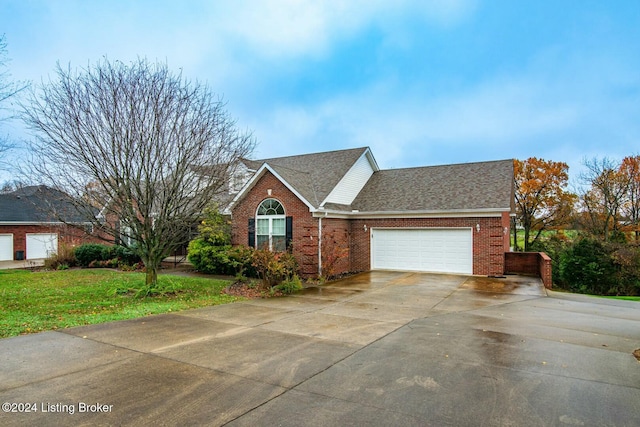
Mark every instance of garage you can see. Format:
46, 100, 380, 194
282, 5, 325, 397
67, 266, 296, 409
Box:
26, 233, 58, 259
0, 234, 13, 261
371, 228, 473, 274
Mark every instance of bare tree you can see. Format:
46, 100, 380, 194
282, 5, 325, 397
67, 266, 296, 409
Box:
0, 34, 28, 163
579, 157, 631, 240
619, 155, 640, 240
22, 58, 255, 286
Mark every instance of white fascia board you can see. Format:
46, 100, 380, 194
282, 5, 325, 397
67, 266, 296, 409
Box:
227, 163, 317, 213
364, 147, 381, 172
312, 208, 511, 219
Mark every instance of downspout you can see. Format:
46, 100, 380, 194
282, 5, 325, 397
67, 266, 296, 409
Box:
318, 212, 327, 277
318, 216, 322, 277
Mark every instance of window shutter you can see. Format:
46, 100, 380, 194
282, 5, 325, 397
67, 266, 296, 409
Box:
285, 216, 293, 249
114, 220, 121, 245
248, 218, 255, 247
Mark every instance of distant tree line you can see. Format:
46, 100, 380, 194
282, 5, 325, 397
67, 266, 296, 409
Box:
514, 155, 640, 295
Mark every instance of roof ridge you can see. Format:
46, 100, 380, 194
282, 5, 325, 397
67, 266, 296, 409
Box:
253, 146, 368, 163
379, 158, 513, 172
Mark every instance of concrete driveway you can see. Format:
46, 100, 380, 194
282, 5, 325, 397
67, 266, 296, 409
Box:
1, 271, 639, 426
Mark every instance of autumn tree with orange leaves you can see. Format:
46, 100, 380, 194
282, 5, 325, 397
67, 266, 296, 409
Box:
620, 155, 640, 240
579, 156, 640, 241
514, 158, 576, 251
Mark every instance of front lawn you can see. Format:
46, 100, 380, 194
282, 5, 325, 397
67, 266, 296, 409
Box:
0, 269, 241, 338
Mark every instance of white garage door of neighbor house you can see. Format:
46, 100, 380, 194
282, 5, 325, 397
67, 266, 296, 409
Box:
371, 228, 473, 274
0, 234, 13, 261
26, 233, 58, 259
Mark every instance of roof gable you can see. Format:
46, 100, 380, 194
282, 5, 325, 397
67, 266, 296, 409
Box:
322, 149, 378, 206
229, 147, 371, 211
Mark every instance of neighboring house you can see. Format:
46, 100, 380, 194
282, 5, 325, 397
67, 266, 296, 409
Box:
229, 147, 514, 278
0, 186, 95, 260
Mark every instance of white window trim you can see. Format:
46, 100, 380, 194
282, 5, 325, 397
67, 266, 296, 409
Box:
256, 199, 286, 251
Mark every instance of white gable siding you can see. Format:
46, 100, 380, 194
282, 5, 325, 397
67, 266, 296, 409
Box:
323, 153, 375, 205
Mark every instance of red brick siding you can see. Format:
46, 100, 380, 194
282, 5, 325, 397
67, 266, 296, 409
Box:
501, 212, 511, 252
231, 171, 320, 276
350, 217, 506, 276
320, 218, 351, 278
231, 171, 509, 277
504, 251, 553, 289
0, 224, 99, 260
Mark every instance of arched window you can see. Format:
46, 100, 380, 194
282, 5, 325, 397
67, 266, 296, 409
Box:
256, 198, 286, 251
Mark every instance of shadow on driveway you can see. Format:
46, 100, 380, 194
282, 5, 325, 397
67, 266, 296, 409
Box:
1, 272, 639, 426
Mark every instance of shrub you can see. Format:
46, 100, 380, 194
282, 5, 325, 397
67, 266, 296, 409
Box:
558, 238, 617, 295
74, 243, 141, 269
106, 245, 141, 266
44, 242, 76, 270
227, 245, 256, 277
609, 243, 640, 296
274, 275, 303, 294
187, 239, 233, 274
251, 249, 298, 287
74, 244, 109, 267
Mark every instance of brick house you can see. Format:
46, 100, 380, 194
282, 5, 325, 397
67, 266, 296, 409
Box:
0, 186, 95, 260
229, 147, 514, 278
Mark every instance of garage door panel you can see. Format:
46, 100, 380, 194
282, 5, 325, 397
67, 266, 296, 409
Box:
26, 233, 58, 259
372, 228, 472, 274
0, 234, 13, 261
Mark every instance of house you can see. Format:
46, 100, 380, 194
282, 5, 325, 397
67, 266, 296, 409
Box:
0, 186, 95, 260
229, 147, 514, 278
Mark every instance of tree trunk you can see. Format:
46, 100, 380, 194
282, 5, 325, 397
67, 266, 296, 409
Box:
145, 265, 158, 287
143, 252, 163, 287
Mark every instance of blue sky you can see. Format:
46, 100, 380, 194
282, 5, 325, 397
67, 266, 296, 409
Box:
1, 0, 639, 184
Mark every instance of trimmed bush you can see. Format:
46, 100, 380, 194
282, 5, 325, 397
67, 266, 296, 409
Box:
74, 244, 110, 267
74, 243, 141, 268
187, 239, 233, 275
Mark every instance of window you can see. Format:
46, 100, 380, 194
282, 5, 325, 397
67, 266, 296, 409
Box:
256, 198, 286, 251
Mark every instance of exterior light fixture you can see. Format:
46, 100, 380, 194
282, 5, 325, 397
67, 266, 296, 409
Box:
364, 224, 368, 232
476, 223, 480, 232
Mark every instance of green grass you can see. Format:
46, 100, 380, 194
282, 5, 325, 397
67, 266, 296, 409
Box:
603, 295, 640, 301
0, 269, 241, 338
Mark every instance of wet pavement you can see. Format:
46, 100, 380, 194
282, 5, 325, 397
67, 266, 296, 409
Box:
1, 271, 639, 426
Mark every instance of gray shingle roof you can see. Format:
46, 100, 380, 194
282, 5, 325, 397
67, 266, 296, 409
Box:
0, 186, 90, 223
248, 147, 369, 208
351, 159, 514, 212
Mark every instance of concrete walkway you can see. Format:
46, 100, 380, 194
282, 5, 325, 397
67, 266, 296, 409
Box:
0, 259, 45, 269
1, 272, 639, 426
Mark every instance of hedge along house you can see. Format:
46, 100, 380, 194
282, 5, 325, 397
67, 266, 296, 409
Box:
0, 186, 96, 261
229, 147, 514, 278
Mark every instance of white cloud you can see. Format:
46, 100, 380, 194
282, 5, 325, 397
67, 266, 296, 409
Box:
209, 0, 478, 60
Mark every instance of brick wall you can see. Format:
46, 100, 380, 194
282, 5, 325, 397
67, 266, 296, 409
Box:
320, 218, 351, 278
504, 251, 553, 289
231, 171, 320, 276
231, 171, 511, 277
0, 224, 99, 260
350, 217, 507, 276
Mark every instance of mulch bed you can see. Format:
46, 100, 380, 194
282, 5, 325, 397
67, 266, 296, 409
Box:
223, 281, 284, 298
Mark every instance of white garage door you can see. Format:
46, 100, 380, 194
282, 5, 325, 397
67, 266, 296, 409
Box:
0, 234, 13, 261
371, 228, 473, 274
26, 233, 58, 259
